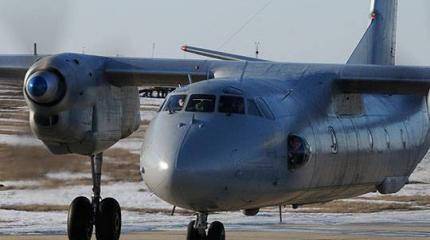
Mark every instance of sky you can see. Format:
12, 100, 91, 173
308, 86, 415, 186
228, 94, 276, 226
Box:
0, 0, 429, 65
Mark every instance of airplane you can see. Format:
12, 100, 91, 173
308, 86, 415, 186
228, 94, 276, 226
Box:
0, 0, 429, 239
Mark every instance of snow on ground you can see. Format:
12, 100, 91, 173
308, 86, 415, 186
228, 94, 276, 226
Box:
140, 98, 164, 106
0, 118, 28, 123
1, 208, 430, 235
0, 181, 170, 209
111, 137, 143, 154
0, 134, 41, 146
0, 180, 40, 188
45, 172, 111, 181
410, 152, 430, 183
1, 180, 429, 234
140, 111, 158, 122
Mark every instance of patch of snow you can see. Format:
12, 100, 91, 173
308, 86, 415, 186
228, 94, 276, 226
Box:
140, 111, 157, 122
1, 209, 430, 235
45, 172, 110, 181
410, 153, 430, 183
0, 180, 41, 188
140, 98, 164, 106
0, 134, 42, 146
395, 183, 430, 196
341, 198, 414, 205
0, 181, 168, 209
0, 118, 28, 123
111, 138, 143, 154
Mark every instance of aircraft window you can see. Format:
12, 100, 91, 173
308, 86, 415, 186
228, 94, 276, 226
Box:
255, 97, 275, 120
400, 129, 406, 149
247, 99, 263, 117
328, 126, 338, 154
384, 129, 391, 149
368, 129, 374, 151
219, 96, 245, 115
186, 94, 216, 112
162, 95, 187, 113
288, 135, 311, 171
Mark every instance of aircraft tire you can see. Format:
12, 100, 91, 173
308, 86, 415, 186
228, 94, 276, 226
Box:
207, 221, 225, 240
67, 196, 93, 240
95, 197, 121, 240
186, 220, 202, 240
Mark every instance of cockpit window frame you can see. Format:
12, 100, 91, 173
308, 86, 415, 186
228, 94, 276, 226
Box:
247, 98, 263, 117
185, 94, 217, 113
218, 95, 246, 115
255, 97, 275, 120
162, 94, 187, 113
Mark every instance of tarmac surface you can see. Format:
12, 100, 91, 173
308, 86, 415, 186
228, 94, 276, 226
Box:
1, 223, 430, 240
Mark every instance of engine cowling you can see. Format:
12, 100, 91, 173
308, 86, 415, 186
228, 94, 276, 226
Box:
24, 53, 140, 155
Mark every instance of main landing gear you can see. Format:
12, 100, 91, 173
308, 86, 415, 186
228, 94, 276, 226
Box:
187, 212, 225, 240
67, 153, 121, 240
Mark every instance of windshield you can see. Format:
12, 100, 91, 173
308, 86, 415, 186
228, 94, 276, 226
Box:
162, 95, 187, 113
186, 94, 216, 112
219, 96, 245, 114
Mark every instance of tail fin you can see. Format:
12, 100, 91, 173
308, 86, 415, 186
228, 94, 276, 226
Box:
347, 0, 398, 65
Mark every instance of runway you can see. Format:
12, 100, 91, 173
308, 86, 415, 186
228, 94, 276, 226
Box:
1, 223, 430, 240
1, 79, 429, 239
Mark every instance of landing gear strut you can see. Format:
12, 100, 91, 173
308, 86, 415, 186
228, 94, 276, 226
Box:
187, 212, 225, 240
67, 152, 121, 240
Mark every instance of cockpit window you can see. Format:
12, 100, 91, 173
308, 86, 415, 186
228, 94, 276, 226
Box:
219, 96, 245, 115
247, 99, 263, 117
186, 94, 216, 112
162, 95, 187, 113
255, 97, 275, 120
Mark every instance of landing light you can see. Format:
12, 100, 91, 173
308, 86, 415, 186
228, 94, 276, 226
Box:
158, 161, 169, 170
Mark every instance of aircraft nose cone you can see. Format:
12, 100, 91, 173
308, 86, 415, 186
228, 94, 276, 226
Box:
27, 75, 48, 97
140, 114, 190, 203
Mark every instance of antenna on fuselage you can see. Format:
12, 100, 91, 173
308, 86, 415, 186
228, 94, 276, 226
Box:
33, 42, 37, 56
255, 41, 260, 59
152, 42, 156, 58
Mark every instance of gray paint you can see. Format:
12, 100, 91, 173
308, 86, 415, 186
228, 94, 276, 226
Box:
0, 0, 428, 215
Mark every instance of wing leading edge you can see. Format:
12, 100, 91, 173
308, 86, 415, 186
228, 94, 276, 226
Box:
104, 57, 215, 87
0, 55, 40, 80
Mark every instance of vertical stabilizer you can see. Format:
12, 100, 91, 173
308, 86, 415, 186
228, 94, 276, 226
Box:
347, 0, 398, 65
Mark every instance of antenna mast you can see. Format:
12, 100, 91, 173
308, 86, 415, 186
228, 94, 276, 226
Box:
255, 41, 260, 59
152, 43, 156, 58
33, 42, 38, 56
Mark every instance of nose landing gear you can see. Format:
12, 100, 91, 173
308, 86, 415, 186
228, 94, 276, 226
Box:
67, 153, 122, 240
187, 212, 225, 240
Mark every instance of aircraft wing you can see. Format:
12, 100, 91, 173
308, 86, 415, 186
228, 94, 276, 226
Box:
0, 54, 215, 88
0, 55, 40, 80
104, 57, 214, 87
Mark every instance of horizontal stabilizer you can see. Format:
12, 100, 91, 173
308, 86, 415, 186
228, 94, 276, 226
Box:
181, 45, 266, 62
337, 65, 430, 95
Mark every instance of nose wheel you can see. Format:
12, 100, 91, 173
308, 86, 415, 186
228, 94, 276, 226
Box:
67, 153, 122, 240
187, 213, 225, 240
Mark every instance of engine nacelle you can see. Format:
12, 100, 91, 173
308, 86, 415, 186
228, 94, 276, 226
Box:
24, 53, 140, 155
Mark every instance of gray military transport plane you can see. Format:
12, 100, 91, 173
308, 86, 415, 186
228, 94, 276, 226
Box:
0, 0, 429, 239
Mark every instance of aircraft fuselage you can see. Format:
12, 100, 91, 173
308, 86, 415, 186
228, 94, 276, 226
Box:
140, 61, 430, 212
